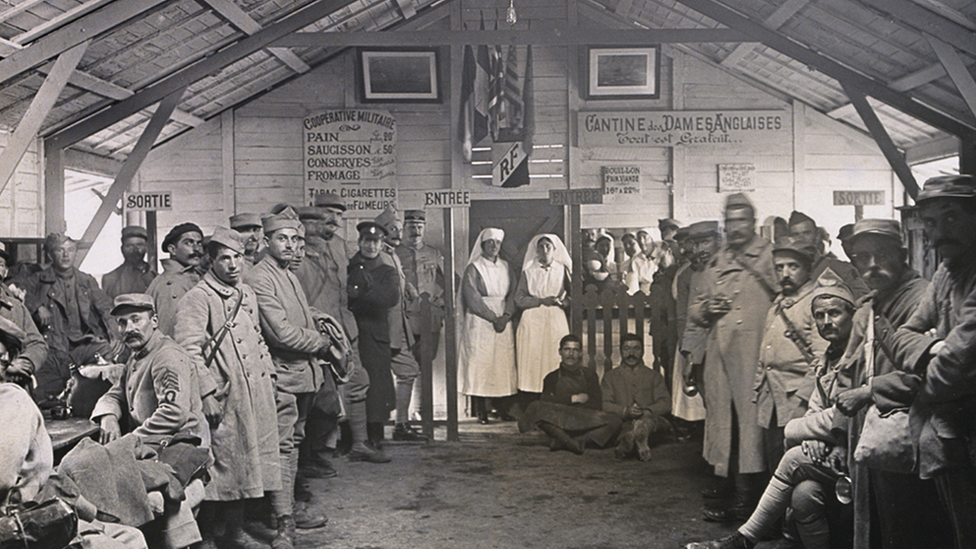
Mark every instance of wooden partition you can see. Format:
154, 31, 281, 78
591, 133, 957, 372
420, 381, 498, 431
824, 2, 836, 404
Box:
576, 287, 654, 377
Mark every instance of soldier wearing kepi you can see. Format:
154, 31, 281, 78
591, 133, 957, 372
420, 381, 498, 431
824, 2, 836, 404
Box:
244, 207, 336, 547
229, 213, 265, 270
101, 225, 156, 301
175, 227, 281, 549
689, 193, 776, 522
375, 207, 427, 442
882, 175, 976, 549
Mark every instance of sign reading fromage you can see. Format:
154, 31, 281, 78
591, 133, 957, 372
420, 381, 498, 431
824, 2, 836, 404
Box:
578, 110, 788, 148
303, 109, 397, 215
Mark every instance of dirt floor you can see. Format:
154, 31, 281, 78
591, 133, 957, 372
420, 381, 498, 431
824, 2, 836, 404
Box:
293, 420, 794, 549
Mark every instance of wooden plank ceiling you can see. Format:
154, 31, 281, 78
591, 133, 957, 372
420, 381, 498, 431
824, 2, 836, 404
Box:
0, 0, 972, 162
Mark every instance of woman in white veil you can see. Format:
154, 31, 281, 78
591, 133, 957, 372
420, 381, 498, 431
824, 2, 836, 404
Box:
458, 228, 517, 424
514, 234, 571, 401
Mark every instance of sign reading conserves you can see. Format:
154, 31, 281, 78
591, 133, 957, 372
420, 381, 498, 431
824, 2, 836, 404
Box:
833, 190, 884, 206
550, 188, 604, 205
303, 109, 397, 215
124, 191, 172, 212
578, 110, 788, 148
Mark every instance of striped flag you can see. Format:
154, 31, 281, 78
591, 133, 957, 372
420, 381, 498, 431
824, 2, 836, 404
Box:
488, 42, 504, 141
502, 45, 523, 130
458, 17, 490, 161
493, 45, 533, 188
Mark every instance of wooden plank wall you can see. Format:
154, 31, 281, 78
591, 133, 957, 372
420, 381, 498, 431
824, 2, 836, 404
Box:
0, 132, 42, 237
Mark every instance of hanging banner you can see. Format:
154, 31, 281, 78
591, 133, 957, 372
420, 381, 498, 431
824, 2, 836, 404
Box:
578, 110, 788, 148
303, 109, 397, 216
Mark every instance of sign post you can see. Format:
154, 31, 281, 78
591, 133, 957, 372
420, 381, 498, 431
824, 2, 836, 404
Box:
124, 191, 173, 271
550, 189, 603, 335
833, 190, 884, 221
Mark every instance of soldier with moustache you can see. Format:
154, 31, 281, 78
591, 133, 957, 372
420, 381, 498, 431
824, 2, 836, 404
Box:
788, 211, 869, 298
229, 213, 265, 271
101, 225, 156, 300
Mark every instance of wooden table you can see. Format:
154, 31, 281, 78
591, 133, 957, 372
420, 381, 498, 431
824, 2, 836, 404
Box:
47, 417, 99, 452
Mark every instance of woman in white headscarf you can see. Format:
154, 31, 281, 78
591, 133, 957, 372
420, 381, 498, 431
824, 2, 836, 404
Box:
515, 234, 571, 399
458, 228, 517, 424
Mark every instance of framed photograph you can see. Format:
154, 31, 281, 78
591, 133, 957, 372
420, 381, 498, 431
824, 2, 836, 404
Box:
357, 48, 441, 103
583, 46, 660, 100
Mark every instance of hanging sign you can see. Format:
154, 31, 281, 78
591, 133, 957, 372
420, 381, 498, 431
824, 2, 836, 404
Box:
578, 110, 788, 148
303, 109, 397, 216
550, 188, 603, 205
833, 190, 884, 206
602, 165, 641, 196
124, 191, 172, 212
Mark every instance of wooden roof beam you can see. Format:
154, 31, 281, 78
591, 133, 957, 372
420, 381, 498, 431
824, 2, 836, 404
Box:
198, 0, 310, 74
857, 0, 976, 58
842, 81, 920, 198
75, 87, 185, 262
0, 0, 172, 87
0, 41, 86, 195
12, 0, 114, 45
673, 0, 976, 141
926, 34, 976, 119
721, 0, 809, 68
46, 0, 353, 151
0, 0, 45, 24
272, 27, 749, 47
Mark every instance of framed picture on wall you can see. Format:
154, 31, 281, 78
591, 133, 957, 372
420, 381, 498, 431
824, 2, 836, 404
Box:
583, 46, 660, 100
357, 48, 441, 103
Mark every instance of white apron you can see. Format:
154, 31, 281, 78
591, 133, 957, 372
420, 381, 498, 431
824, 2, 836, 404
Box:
516, 264, 569, 393
459, 257, 517, 397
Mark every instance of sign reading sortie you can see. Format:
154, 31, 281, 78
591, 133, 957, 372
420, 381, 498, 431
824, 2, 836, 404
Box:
578, 110, 788, 148
303, 109, 397, 216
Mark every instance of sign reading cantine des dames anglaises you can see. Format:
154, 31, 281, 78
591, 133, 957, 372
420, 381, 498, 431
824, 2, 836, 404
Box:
578, 110, 788, 148
303, 109, 397, 215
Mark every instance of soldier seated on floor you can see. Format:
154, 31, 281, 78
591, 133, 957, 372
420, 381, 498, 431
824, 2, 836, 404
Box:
601, 333, 673, 461
518, 334, 622, 454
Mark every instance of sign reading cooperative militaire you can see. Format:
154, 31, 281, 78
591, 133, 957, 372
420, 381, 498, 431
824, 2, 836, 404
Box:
833, 190, 884, 206
578, 110, 788, 149
303, 109, 397, 215
602, 165, 641, 196
124, 191, 172, 212
550, 188, 604, 205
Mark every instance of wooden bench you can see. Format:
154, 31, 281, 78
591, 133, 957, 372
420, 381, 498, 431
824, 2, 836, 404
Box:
47, 417, 99, 462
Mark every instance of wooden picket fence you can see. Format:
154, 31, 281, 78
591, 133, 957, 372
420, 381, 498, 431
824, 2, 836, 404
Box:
576, 287, 654, 376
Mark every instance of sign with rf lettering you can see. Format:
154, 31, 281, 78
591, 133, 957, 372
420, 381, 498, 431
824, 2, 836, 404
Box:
303, 109, 397, 216
124, 191, 172, 212
492, 142, 527, 187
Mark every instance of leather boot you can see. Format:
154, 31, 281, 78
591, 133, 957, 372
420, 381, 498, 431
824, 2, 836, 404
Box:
393, 423, 428, 442
270, 515, 295, 549
703, 473, 760, 522
538, 422, 583, 455
684, 532, 755, 549
222, 501, 269, 549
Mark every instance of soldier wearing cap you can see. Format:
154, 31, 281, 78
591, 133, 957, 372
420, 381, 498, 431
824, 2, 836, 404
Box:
146, 222, 205, 338
397, 209, 446, 359
375, 208, 428, 442
754, 238, 828, 474
101, 226, 157, 301
91, 292, 208, 549
244, 207, 341, 546
294, 193, 386, 466
673, 221, 720, 426
18, 233, 116, 401
229, 212, 264, 266
349, 220, 400, 446
882, 174, 976, 548
175, 227, 281, 549
0, 242, 46, 391
689, 193, 777, 521
788, 210, 869, 298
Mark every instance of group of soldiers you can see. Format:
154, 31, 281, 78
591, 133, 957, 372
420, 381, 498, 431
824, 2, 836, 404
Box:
0, 191, 446, 549
679, 174, 976, 549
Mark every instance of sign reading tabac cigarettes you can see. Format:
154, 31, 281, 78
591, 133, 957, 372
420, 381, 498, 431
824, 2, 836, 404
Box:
578, 110, 788, 148
303, 109, 397, 215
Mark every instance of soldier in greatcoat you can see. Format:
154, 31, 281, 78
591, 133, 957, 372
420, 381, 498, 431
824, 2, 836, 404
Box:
689, 193, 776, 521
101, 225, 156, 300
175, 227, 280, 549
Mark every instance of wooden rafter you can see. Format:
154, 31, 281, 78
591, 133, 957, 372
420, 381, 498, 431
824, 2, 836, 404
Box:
926, 35, 976, 118
842, 81, 920, 198
0, 41, 87, 195
673, 0, 976, 141
11, 0, 115, 46
721, 0, 809, 68
0, 0, 172, 86
75, 88, 185, 263
45, 0, 378, 151
198, 0, 310, 74
857, 0, 976, 58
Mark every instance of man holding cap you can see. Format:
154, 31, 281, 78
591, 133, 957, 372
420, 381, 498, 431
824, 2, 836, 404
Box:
175, 227, 281, 549
146, 222, 205, 338
19, 233, 116, 401
244, 207, 338, 546
229, 213, 264, 267
91, 292, 208, 549
102, 226, 156, 301
349, 220, 400, 448
883, 175, 976, 548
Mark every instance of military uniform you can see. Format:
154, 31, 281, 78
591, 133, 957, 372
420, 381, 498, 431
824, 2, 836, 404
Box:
146, 259, 200, 338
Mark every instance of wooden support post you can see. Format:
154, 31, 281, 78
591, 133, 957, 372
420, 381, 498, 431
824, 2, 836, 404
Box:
0, 42, 86, 196
841, 82, 920, 199
570, 204, 582, 336
43, 144, 65, 235
145, 210, 158, 273
76, 87, 186, 264
419, 293, 436, 439
442, 207, 458, 442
